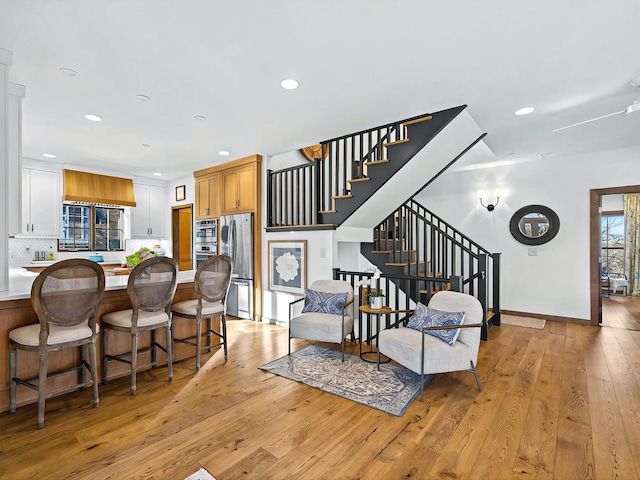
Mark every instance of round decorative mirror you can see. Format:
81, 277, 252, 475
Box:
509, 204, 560, 245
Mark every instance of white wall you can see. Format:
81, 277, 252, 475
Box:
415, 145, 640, 320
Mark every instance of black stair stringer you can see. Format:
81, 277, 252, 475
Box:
320, 105, 467, 226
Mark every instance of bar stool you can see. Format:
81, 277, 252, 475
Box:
171, 255, 232, 370
101, 256, 178, 395
9, 259, 105, 429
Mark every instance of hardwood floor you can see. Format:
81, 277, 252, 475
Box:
2, 300, 640, 479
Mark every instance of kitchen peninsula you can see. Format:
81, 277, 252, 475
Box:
0, 266, 212, 413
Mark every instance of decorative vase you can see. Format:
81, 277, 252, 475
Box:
371, 296, 384, 309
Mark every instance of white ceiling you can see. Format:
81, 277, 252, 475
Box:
2, 0, 640, 180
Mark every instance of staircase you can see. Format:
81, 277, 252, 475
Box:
266, 105, 500, 338
266, 105, 482, 231
359, 199, 500, 339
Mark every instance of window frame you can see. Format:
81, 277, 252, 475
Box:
59, 204, 125, 252
601, 210, 624, 275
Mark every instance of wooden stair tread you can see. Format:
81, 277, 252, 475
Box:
348, 177, 370, 184
318, 209, 336, 214
364, 159, 389, 166
403, 115, 433, 127
371, 250, 393, 254
332, 194, 352, 199
383, 138, 410, 148
385, 262, 408, 267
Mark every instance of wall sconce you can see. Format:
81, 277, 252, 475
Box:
477, 187, 502, 211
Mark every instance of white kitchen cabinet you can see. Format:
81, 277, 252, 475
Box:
21, 167, 61, 237
131, 183, 165, 238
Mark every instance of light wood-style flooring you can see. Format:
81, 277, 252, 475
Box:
2, 296, 640, 479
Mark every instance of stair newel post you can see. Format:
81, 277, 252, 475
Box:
267, 169, 273, 227
342, 137, 347, 195
478, 253, 488, 341
315, 152, 322, 219
492, 253, 501, 326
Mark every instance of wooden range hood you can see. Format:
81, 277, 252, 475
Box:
63, 169, 137, 207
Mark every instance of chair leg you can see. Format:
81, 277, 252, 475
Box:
221, 314, 228, 362
102, 327, 109, 385
195, 314, 202, 371
166, 321, 173, 382
206, 317, 212, 349
151, 329, 157, 368
37, 350, 48, 429
130, 332, 138, 396
89, 341, 99, 408
81, 344, 87, 390
471, 360, 482, 392
9, 344, 17, 414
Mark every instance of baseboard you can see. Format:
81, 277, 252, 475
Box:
500, 309, 590, 325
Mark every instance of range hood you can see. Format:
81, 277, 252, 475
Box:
63, 169, 137, 207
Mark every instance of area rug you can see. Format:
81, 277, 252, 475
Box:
184, 467, 216, 480
501, 314, 546, 329
259, 345, 431, 416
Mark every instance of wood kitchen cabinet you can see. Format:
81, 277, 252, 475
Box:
193, 154, 262, 321
195, 172, 219, 220
221, 163, 256, 214
131, 183, 165, 238
21, 167, 61, 237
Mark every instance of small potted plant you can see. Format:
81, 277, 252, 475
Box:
368, 289, 385, 309
357, 265, 385, 309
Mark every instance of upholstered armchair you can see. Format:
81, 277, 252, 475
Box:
288, 280, 354, 361
377, 290, 484, 400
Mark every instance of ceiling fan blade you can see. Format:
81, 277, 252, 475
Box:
553, 109, 626, 133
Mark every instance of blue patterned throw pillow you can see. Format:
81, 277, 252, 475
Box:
301, 289, 348, 315
406, 302, 466, 346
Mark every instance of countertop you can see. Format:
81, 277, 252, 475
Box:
1, 268, 196, 302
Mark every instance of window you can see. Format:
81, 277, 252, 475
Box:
60, 204, 124, 251
601, 212, 624, 274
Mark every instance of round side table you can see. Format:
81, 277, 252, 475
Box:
358, 305, 392, 363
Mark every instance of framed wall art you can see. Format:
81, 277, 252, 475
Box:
175, 185, 186, 201
268, 240, 307, 294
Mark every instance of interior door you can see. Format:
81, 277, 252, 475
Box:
172, 205, 193, 271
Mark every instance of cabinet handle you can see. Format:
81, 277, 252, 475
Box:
206, 207, 209, 215
236, 199, 239, 208
31, 224, 34, 232
150, 227, 152, 235
26, 223, 30, 232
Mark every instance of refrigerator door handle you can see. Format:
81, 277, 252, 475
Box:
230, 219, 237, 267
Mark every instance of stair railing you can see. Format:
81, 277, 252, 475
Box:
369, 198, 500, 338
266, 112, 432, 228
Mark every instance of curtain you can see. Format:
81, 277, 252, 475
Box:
624, 194, 640, 296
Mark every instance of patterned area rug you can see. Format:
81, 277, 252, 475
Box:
259, 345, 432, 416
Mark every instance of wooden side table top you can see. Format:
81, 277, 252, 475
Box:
359, 305, 393, 314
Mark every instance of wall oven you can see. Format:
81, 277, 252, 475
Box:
195, 219, 217, 267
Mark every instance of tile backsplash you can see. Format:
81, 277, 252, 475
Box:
9, 237, 170, 268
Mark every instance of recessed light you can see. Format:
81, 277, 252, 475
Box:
515, 107, 534, 116
43, 153, 57, 158
135, 94, 151, 101
194, 115, 207, 121
59, 68, 79, 77
219, 151, 230, 156
142, 143, 150, 147
153, 172, 162, 176
84, 114, 103, 122
280, 78, 299, 90
539, 152, 553, 158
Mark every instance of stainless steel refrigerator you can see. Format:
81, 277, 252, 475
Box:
220, 213, 254, 319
